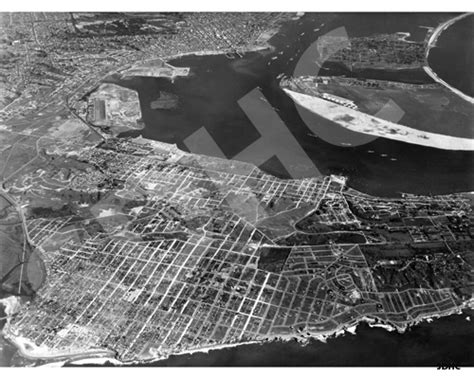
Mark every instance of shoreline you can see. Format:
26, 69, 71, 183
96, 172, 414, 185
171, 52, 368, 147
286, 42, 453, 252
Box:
3, 297, 471, 366
121, 299, 473, 366
1, 122, 473, 365
423, 13, 474, 104
163, 44, 274, 63
91, 44, 273, 135
284, 88, 474, 151
0, 31, 280, 367
65, 42, 274, 137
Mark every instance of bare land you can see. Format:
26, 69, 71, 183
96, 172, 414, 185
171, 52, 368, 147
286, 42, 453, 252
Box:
284, 88, 474, 150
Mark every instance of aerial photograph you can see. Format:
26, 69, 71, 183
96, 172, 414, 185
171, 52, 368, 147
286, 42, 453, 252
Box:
0, 1, 473, 371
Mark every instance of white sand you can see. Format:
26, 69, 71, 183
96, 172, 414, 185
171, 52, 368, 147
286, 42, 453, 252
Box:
285, 89, 474, 151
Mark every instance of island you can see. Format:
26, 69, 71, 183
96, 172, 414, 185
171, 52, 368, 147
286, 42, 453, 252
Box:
325, 32, 425, 71
150, 91, 179, 110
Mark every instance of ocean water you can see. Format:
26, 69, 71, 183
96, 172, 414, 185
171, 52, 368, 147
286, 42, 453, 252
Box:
428, 13, 474, 98
144, 310, 474, 367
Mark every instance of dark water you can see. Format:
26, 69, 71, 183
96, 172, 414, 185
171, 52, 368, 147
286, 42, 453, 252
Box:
146, 310, 474, 367
428, 14, 474, 97
120, 12, 473, 197
117, 13, 474, 367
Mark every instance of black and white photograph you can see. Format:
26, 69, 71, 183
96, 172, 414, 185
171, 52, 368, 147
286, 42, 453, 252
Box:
0, 0, 472, 372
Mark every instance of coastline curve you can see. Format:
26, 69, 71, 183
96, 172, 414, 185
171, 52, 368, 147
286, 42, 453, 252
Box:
424, 13, 474, 104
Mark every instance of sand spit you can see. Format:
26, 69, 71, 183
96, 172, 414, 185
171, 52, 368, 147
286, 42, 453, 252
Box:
285, 89, 474, 151
424, 13, 474, 104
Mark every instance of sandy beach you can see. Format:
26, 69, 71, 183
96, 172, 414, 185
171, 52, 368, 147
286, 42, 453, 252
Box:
285, 89, 474, 151
424, 13, 474, 104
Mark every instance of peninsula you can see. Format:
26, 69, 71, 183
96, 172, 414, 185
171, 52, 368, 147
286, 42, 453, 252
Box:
283, 86, 474, 150
0, 133, 472, 365
423, 13, 474, 104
